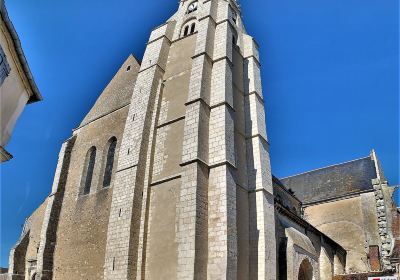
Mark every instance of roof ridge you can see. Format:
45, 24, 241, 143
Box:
280, 155, 373, 180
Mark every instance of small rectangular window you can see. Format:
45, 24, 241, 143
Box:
0, 45, 11, 86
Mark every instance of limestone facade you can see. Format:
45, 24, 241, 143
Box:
2, 1, 399, 280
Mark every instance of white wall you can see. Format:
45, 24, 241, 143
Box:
0, 27, 30, 147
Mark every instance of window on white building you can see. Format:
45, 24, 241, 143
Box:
0, 45, 11, 86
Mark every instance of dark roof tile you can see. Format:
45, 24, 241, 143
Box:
280, 156, 377, 204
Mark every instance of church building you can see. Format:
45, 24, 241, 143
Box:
2, 0, 399, 279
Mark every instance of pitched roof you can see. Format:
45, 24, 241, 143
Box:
78, 55, 140, 128
280, 155, 378, 204
0, 1, 42, 103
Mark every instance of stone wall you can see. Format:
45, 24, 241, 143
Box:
23, 200, 47, 280
6, 200, 47, 280
304, 196, 372, 273
276, 206, 346, 280
50, 105, 129, 280
103, 19, 173, 279
303, 176, 398, 274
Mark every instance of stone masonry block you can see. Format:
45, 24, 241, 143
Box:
210, 59, 233, 107
141, 38, 170, 71
216, 0, 230, 22
244, 57, 263, 97
213, 21, 233, 62
208, 105, 235, 166
198, 0, 217, 20
105, 38, 168, 279
49, 141, 69, 194
249, 190, 276, 280
244, 93, 268, 141
188, 55, 212, 105
181, 101, 209, 164
195, 17, 215, 57
243, 35, 260, 63
104, 167, 138, 280
177, 163, 208, 280
208, 164, 237, 280
117, 67, 164, 171
246, 137, 272, 193
135, 83, 162, 280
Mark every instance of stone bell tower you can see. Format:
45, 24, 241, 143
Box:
103, 0, 276, 279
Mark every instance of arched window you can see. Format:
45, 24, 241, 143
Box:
181, 21, 197, 38
81, 146, 96, 195
190, 23, 196, 34
298, 259, 313, 280
184, 25, 189, 36
187, 1, 198, 14
103, 137, 117, 188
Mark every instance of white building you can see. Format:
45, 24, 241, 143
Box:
0, 1, 42, 162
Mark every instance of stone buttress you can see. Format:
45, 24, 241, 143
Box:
35, 136, 76, 280
103, 22, 174, 280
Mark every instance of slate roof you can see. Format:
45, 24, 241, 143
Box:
78, 55, 140, 128
280, 155, 378, 204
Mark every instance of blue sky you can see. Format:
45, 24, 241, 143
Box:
0, 0, 398, 268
